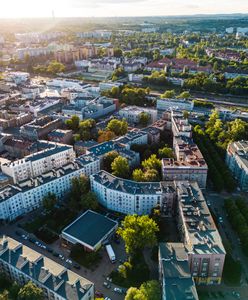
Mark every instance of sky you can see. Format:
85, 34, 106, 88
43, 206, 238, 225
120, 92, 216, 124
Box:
0, 0, 247, 18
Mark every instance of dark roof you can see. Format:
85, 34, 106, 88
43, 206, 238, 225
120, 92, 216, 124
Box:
62, 210, 117, 248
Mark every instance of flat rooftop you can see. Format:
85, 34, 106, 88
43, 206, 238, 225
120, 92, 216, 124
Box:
62, 210, 118, 248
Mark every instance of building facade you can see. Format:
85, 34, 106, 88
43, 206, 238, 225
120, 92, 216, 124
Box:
0, 236, 94, 300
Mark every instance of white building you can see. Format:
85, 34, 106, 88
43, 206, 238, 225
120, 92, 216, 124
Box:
1, 142, 75, 184
90, 170, 175, 215
157, 98, 194, 117
0, 236, 94, 300
46, 78, 86, 89
119, 106, 157, 125
4, 72, 30, 85
0, 154, 100, 221
99, 81, 123, 92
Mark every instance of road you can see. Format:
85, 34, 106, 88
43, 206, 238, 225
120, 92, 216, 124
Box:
204, 191, 248, 300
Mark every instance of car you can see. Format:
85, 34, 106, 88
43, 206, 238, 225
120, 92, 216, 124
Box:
47, 247, 53, 253
95, 291, 104, 297
103, 282, 111, 289
218, 216, 223, 223
73, 264, 81, 270
114, 287, 123, 294
53, 252, 59, 257
104, 298, 111, 300
106, 277, 112, 282
28, 237, 35, 243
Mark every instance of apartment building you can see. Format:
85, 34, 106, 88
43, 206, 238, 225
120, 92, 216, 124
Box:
0, 236, 94, 300
226, 141, 248, 191
90, 170, 176, 215
114, 130, 148, 149
171, 112, 192, 140
1, 141, 75, 184
162, 136, 208, 188
119, 106, 157, 125
0, 154, 100, 221
48, 129, 73, 144
158, 243, 199, 300
20, 116, 62, 140
176, 181, 226, 285
157, 98, 194, 118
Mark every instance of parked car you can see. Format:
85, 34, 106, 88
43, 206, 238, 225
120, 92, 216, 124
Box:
103, 282, 111, 289
114, 287, 124, 294
52, 252, 59, 257
73, 264, 81, 270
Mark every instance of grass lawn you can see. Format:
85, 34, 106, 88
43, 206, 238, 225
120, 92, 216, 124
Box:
110, 252, 150, 288
223, 254, 242, 286
70, 244, 102, 270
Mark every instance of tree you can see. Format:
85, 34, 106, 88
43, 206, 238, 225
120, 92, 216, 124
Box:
43, 192, 57, 211
144, 169, 159, 182
70, 175, 90, 209
18, 282, 43, 300
107, 119, 128, 136
0, 290, 8, 300
142, 154, 161, 172
125, 287, 145, 300
117, 215, 159, 255
183, 110, 190, 119
139, 112, 150, 126
132, 169, 145, 182
158, 147, 174, 159
178, 91, 191, 99
103, 151, 119, 172
139, 281, 161, 300
111, 156, 130, 179
46, 60, 65, 74
97, 130, 116, 143
81, 192, 99, 210
160, 90, 175, 98
65, 115, 80, 132
114, 48, 123, 57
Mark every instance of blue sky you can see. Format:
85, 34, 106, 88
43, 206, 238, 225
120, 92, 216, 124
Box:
0, 0, 247, 18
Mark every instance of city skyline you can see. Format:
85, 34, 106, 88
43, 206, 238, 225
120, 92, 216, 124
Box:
0, 0, 247, 18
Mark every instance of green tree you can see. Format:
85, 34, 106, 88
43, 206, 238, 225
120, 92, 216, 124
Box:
178, 91, 191, 99
18, 282, 43, 300
144, 169, 159, 182
142, 154, 161, 172
65, 115, 80, 132
132, 169, 145, 182
107, 119, 128, 136
114, 48, 123, 57
140, 280, 161, 300
70, 175, 90, 209
158, 147, 174, 159
103, 151, 119, 172
81, 192, 99, 210
139, 112, 150, 126
117, 215, 159, 255
111, 156, 130, 179
47, 60, 65, 74
125, 287, 145, 300
0, 290, 8, 300
160, 90, 175, 98
42, 192, 57, 211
